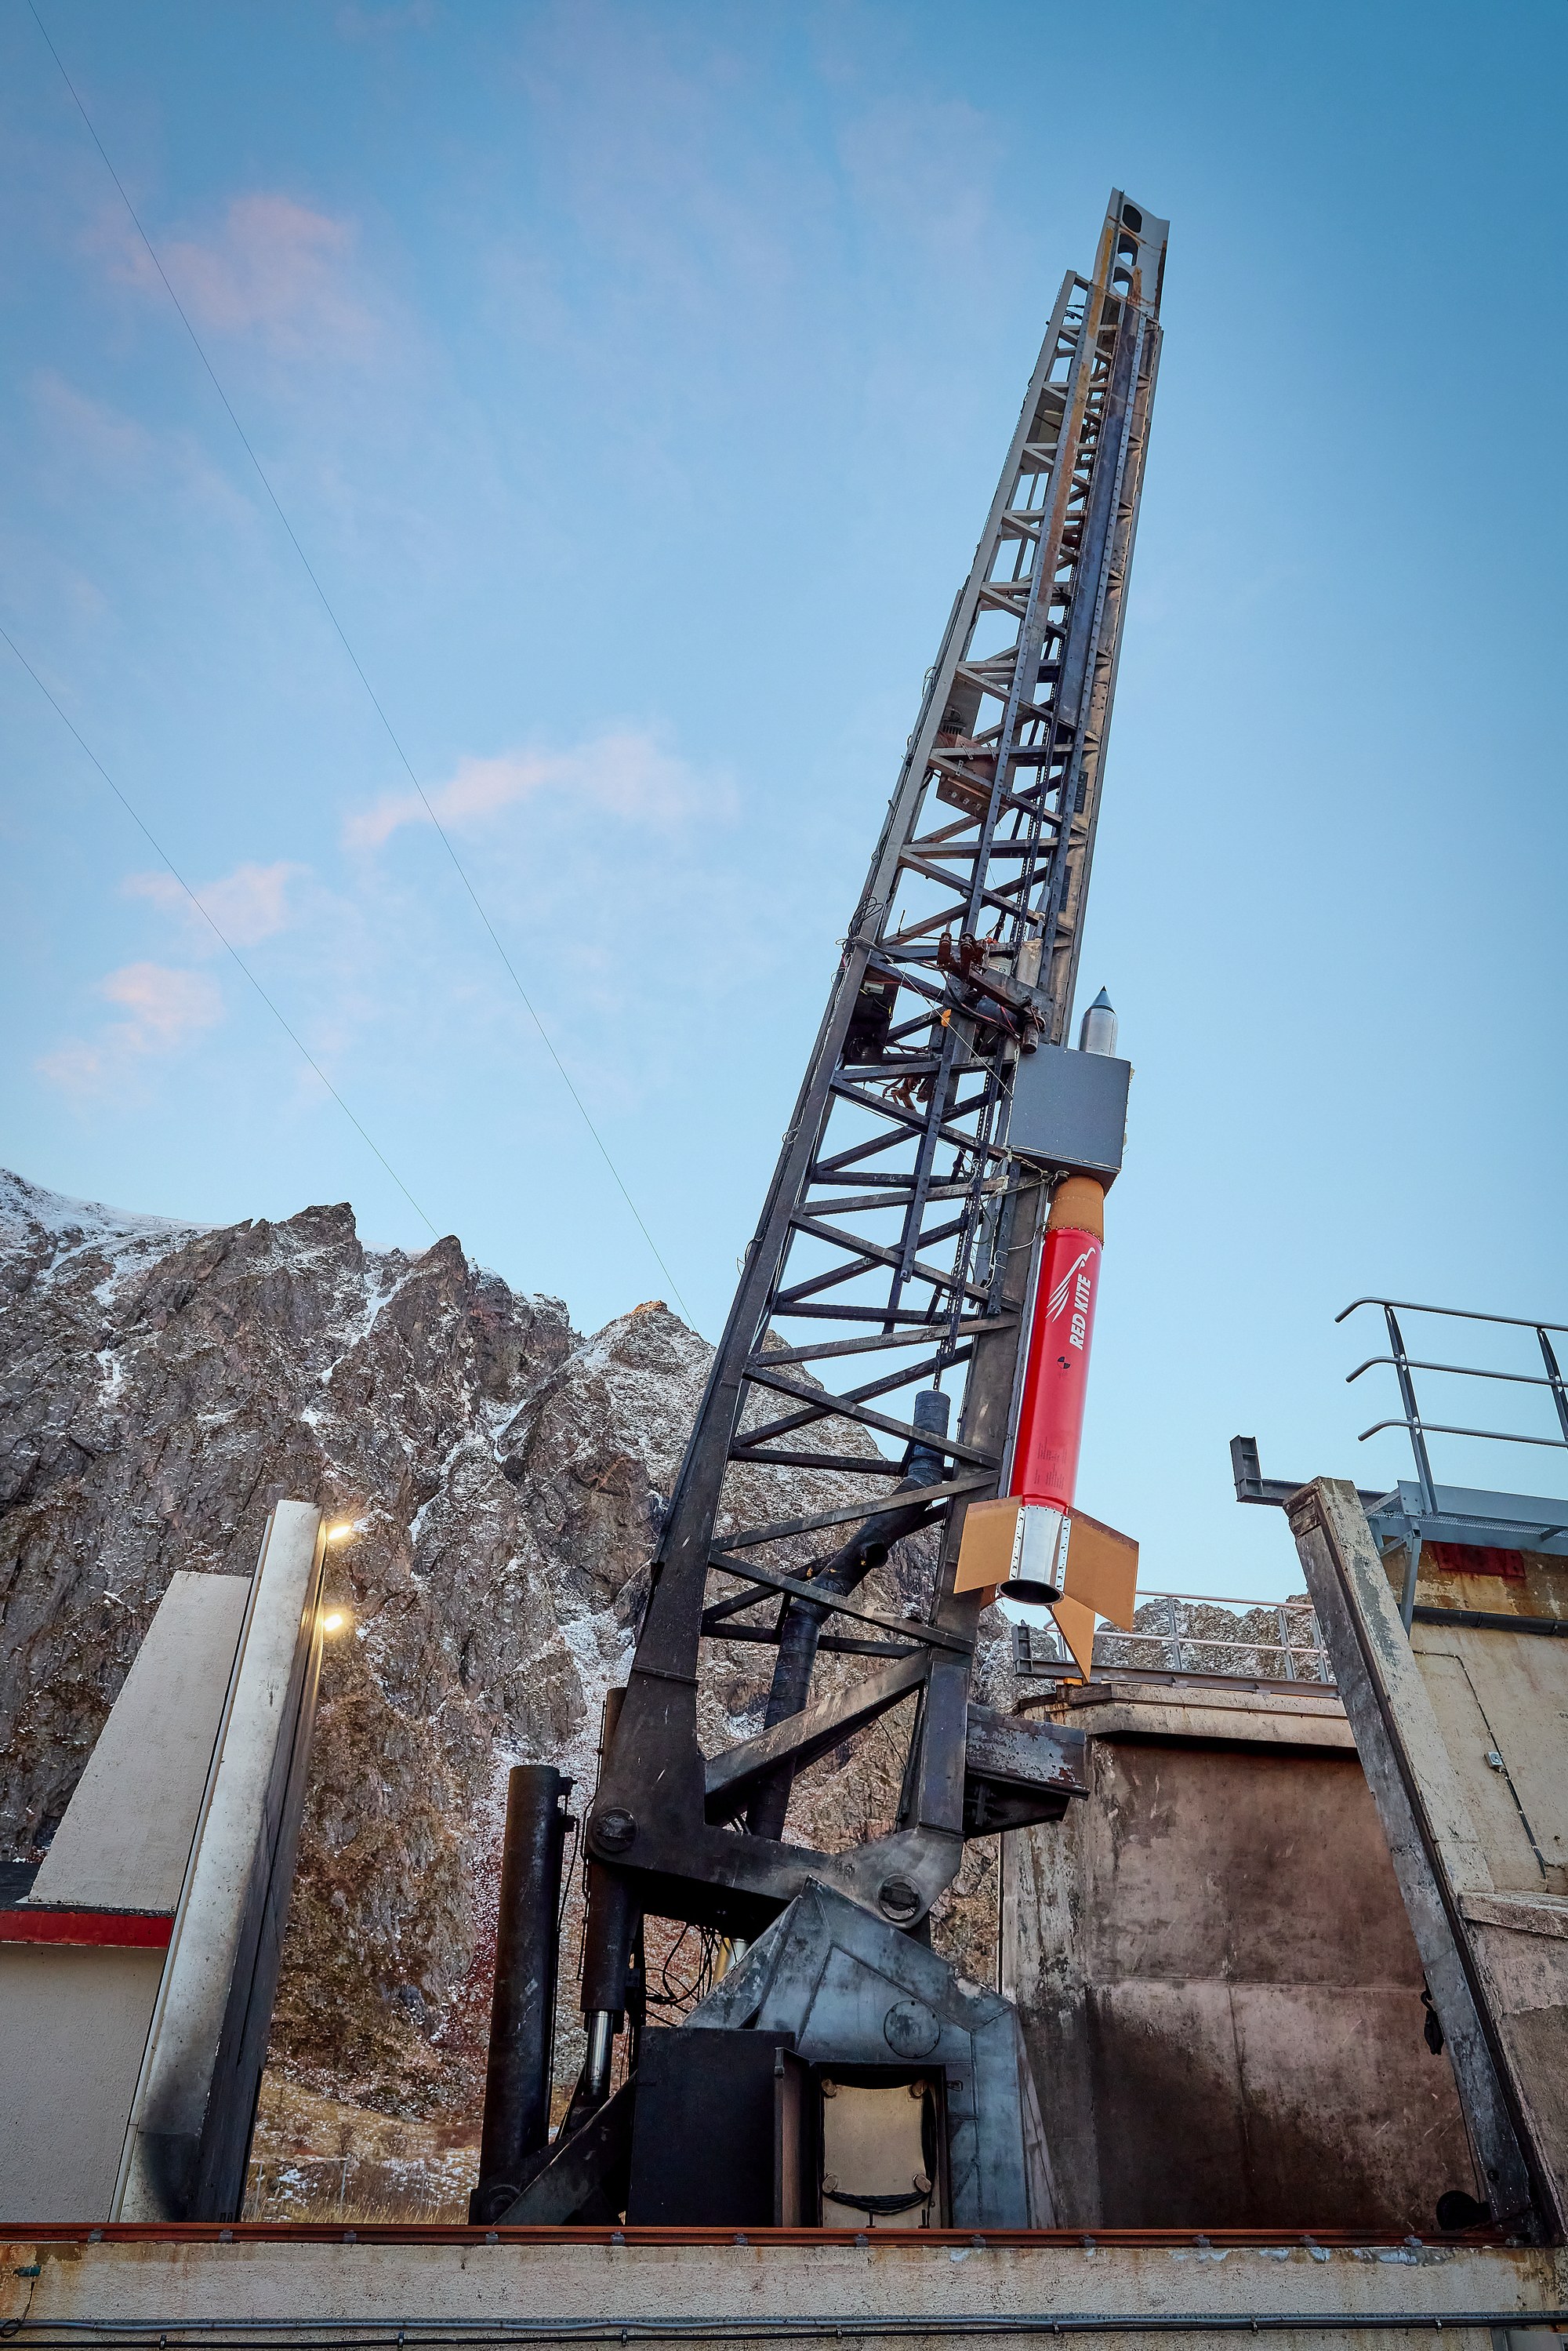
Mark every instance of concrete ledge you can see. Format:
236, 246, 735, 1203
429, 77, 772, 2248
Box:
0, 2230, 1564, 2342
1030, 1681, 1356, 1753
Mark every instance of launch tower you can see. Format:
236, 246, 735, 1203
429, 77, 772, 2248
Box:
479, 189, 1168, 2233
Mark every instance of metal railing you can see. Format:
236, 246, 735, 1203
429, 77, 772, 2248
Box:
1339, 1296, 1568, 1513
1013, 1591, 1334, 1685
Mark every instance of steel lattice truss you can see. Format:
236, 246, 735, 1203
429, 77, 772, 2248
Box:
590, 191, 1167, 1938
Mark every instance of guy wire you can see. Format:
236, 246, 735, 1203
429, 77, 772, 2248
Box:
27, 0, 692, 1322
2, 624, 440, 1245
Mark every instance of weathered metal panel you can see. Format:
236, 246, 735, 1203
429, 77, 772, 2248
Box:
1002, 1678, 1479, 2230
1412, 1621, 1568, 1891
0, 1947, 165, 2219
1005, 1042, 1131, 1185
687, 1881, 1054, 2229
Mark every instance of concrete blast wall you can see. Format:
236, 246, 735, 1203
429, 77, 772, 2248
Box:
1002, 1677, 1479, 2231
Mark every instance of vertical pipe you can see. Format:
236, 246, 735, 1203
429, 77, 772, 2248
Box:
559, 1687, 641, 2138
469, 1764, 572, 2225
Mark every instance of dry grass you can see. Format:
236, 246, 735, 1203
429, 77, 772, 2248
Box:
245, 2072, 479, 2222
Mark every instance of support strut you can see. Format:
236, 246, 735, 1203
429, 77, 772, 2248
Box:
469, 1765, 573, 2224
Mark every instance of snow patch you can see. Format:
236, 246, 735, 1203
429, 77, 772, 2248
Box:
0, 1166, 208, 1297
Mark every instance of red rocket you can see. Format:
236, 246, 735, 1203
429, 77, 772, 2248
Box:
954, 990, 1138, 1676
1012, 1173, 1105, 1517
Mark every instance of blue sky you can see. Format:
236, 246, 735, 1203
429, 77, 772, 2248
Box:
4, 0, 1566, 1598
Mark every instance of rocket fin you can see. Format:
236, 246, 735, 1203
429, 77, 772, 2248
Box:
1049, 1591, 1098, 1679
953, 1495, 1019, 1595
1059, 1506, 1138, 1630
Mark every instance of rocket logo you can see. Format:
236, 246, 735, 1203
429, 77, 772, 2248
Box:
1047, 1250, 1096, 1348
1046, 1251, 1092, 1320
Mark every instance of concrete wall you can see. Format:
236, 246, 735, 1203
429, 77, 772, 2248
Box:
1001, 1678, 1481, 2232
0, 1946, 165, 2220
0, 1506, 325, 2229
0, 1573, 250, 2227
118, 1499, 326, 2222
29, 1574, 251, 1915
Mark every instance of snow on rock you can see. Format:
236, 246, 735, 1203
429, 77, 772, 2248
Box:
0, 1171, 1010, 2208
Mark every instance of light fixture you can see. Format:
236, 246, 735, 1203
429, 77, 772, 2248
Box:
325, 1520, 363, 1545
321, 1609, 348, 1636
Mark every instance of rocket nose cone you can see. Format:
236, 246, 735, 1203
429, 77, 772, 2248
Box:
1078, 988, 1119, 1056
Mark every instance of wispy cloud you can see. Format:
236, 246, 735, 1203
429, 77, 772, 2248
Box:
835, 96, 998, 272
29, 371, 260, 531
336, 0, 436, 35
38, 964, 223, 1097
100, 963, 223, 1048
345, 729, 725, 849
97, 192, 377, 356
124, 859, 307, 951
30, 372, 154, 473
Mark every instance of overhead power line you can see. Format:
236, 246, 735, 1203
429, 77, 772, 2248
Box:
2, 623, 441, 1243
28, 0, 695, 1324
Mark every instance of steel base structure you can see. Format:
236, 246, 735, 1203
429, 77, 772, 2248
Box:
689, 1882, 1058, 2229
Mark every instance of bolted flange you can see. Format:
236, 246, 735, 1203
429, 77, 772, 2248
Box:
592, 1806, 637, 1855
877, 1874, 921, 1923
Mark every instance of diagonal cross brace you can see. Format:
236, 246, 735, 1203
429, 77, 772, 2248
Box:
717, 1473, 993, 1553
707, 1549, 972, 1655
702, 1652, 927, 1821
741, 1362, 1000, 1466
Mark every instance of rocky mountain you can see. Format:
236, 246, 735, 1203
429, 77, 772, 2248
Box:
0, 1169, 1008, 2217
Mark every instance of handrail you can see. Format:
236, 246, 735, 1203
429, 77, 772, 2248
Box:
1356, 1419, 1568, 1452
1338, 1295, 1568, 1334
1345, 1355, 1558, 1389
1335, 1296, 1568, 1503
1112, 1588, 1317, 1609
1015, 1591, 1335, 1686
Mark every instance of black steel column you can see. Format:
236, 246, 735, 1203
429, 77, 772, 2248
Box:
469, 1764, 572, 2224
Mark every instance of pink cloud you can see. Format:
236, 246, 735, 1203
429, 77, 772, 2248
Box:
38, 964, 223, 1097
100, 962, 222, 1048
31, 372, 154, 471
125, 859, 307, 950
346, 729, 724, 848
102, 194, 376, 355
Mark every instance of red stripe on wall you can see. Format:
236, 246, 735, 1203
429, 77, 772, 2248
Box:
1424, 1540, 1526, 1581
0, 1906, 173, 1949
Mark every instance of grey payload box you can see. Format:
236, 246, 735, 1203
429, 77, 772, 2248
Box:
1005, 1041, 1130, 1185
